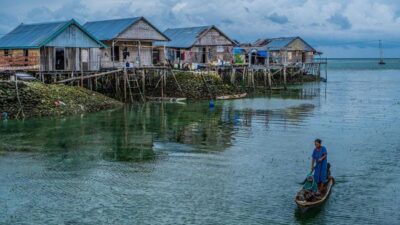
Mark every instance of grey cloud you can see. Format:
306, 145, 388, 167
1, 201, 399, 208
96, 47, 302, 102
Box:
265, 12, 289, 24
221, 19, 234, 25
327, 13, 351, 30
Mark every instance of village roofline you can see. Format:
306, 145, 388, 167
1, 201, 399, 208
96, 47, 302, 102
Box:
0, 19, 107, 49
159, 25, 236, 49
84, 17, 170, 42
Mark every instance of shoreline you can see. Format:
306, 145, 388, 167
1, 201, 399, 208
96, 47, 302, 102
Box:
0, 72, 321, 120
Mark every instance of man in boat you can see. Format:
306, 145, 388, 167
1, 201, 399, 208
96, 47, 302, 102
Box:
311, 139, 328, 192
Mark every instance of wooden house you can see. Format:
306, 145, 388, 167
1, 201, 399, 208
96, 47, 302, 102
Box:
0, 19, 106, 71
253, 37, 318, 64
156, 25, 236, 69
84, 17, 169, 68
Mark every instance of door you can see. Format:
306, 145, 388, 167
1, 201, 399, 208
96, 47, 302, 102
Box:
152, 49, 160, 65
55, 48, 65, 70
202, 47, 207, 63
81, 49, 89, 71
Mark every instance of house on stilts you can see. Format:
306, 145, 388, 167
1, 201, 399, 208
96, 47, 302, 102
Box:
156, 25, 236, 69
252, 37, 320, 65
83, 17, 170, 69
0, 19, 106, 72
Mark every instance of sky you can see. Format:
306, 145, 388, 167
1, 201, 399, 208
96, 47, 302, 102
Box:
1, 0, 400, 58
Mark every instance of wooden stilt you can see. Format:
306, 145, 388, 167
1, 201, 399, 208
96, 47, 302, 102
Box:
123, 68, 127, 102
161, 70, 164, 98
268, 70, 272, 89
231, 68, 236, 84
142, 69, 146, 101
283, 66, 287, 90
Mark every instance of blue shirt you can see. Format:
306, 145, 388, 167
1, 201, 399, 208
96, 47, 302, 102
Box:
312, 146, 328, 184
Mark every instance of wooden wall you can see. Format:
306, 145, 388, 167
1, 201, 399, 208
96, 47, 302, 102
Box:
118, 19, 168, 41
0, 49, 40, 69
40, 47, 100, 71
164, 45, 233, 65
96, 41, 153, 68
194, 28, 234, 46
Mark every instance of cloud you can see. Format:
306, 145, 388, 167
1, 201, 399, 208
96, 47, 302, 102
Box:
221, 19, 234, 25
265, 12, 289, 24
327, 13, 352, 30
1, 0, 400, 57
172, 2, 187, 13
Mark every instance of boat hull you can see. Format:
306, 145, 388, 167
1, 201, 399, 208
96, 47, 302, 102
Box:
295, 177, 334, 211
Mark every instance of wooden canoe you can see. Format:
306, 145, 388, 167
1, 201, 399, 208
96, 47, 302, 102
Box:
216, 93, 247, 100
295, 177, 334, 211
146, 97, 187, 103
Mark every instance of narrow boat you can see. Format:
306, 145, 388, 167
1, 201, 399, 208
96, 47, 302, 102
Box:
295, 177, 334, 211
146, 97, 187, 102
216, 93, 247, 100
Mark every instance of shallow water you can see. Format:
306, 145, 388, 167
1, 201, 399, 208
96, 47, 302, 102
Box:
1, 59, 400, 224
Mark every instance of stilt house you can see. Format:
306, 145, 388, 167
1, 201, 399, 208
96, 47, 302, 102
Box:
253, 37, 319, 64
0, 19, 106, 71
84, 17, 169, 68
156, 25, 236, 69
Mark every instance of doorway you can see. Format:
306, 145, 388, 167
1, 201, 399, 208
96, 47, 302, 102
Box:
201, 47, 207, 63
153, 49, 160, 65
81, 49, 89, 71
55, 48, 65, 70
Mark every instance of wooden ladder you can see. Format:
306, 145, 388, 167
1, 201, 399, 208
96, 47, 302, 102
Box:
126, 75, 144, 102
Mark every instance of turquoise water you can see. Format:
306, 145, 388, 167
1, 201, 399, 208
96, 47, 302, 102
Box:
1, 59, 400, 224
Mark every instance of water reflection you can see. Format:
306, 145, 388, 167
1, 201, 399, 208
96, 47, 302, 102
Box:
0, 86, 321, 163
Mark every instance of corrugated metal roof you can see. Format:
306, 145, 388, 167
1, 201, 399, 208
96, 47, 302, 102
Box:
84, 17, 142, 41
0, 21, 68, 49
0, 19, 106, 49
265, 37, 297, 50
257, 37, 315, 52
155, 26, 212, 48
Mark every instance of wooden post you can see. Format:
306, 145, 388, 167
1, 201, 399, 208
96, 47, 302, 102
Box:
268, 70, 272, 89
252, 70, 255, 89
283, 66, 287, 90
161, 70, 164, 98
80, 62, 84, 88
242, 67, 245, 86
142, 69, 145, 101
123, 67, 127, 102
263, 69, 267, 87
138, 41, 142, 67
231, 68, 236, 84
